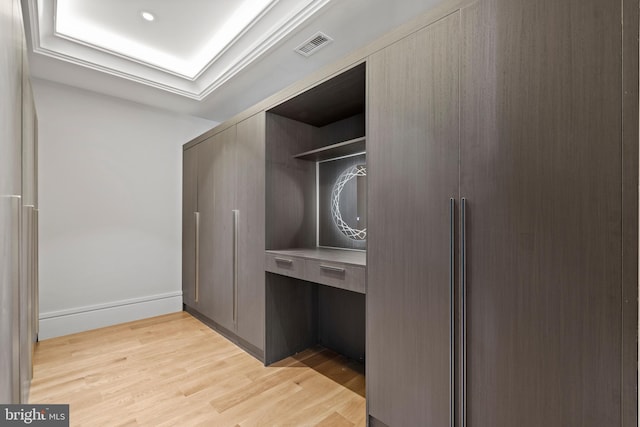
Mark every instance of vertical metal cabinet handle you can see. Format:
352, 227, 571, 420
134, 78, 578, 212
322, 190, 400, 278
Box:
194, 212, 200, 303
449, 198, 454, 427
34, 209, 39, 337
461, 197, 467, 427
232, 209, 239, 325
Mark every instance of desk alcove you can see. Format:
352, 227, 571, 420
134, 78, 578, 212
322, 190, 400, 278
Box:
264, 63, 367, 367
265, 248, 365, 365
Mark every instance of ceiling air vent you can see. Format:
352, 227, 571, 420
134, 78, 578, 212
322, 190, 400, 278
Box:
295, 32, 333, 57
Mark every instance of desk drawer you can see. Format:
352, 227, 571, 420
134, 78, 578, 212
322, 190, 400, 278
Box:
265, 253, 305, 280
304, 259, 365, 294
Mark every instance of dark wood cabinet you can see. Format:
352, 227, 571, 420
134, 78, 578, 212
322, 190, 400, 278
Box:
204, 126, 236, 331
460, 0, 625, 425
367, 12, 460, 427
181, 146, 198, 308
1, 0, 38, 403
183, 114, 266, 358
180, 0, 636, 419
235, 113, 266, 351
367, 0, 636, 425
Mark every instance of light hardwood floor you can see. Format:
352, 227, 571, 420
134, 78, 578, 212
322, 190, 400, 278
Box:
29, 312, 366, 426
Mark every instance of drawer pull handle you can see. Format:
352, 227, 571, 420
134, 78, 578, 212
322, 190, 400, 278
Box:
274, 257, 293, 265
320, 265, 346, 273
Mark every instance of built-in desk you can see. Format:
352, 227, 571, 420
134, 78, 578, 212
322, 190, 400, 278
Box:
265, 248, 366, 294
264, 248, 366, 365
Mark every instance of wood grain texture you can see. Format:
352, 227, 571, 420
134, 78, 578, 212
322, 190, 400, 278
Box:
0, 197, 22, 404
19, 31, 37, 407
19, 205, 34, 403
211, 126, 237, 332
193, 138, 215, 320
265, 248, 366, 294
621, 0, 639, 425
265, 113, 318, 250
186, 113, 267, 356
21, 76, 35, 206
29, 312, 366, 426
317, 285, 365, 362
460, 0, 624, 425
367, 12, 460, 426
198, 127, 237, 330
185, 306, 263, 362
268, 63, 365, 127
265, 252, 306, 279
304, 259, 365, 295
235, 112, 266, 351
266, 248, 366, 267
0, 0, 23, 196
182, 146, 198, 308
264, 274, 317, 365
23, 46, 38, 208
294, 137, 365, 162
317, 114, 366, 148
0, 0, 37, 404
20, 46, 38, 407
265, 248, 366, 363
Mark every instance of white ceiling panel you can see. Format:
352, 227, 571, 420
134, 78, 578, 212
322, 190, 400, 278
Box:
55, 0, 275, 77
22, 0, 444, 122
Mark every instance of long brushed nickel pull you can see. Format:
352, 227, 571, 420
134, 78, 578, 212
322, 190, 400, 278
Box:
320, 265, 346, 273
194, 212, 200, 303
232, 209, 239, 325
461, 197, 467, 427
449, 198, 454, 427
274, 257, 293, 265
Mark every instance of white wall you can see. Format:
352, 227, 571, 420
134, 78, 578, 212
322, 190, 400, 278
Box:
32, 79, 216, 339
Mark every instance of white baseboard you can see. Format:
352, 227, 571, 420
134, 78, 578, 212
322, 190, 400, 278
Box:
38, 291, 183, 340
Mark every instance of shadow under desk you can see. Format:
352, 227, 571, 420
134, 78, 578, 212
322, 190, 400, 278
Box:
264, 248, 366, 366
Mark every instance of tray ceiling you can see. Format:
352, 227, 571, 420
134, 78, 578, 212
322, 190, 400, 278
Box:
27, 0, 332, 99
23, 0, 444, 122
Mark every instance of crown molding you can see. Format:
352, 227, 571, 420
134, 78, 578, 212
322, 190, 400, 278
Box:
26, 0, 333, 100
52, 31, 196, 81
198, 0, 332, 100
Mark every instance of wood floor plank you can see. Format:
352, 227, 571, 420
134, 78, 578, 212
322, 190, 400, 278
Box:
316, 412, 355, 427
30, 312, 365, 426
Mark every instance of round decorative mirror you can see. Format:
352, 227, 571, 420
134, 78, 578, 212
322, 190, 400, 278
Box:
331, 164, 366, 240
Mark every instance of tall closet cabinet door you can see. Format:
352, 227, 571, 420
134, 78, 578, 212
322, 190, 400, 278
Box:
367, 12, 460, 427
182, 146, 198, 308
235, 113, 265, 351
196, 138, 217, 320
201, 126, 237, 331
20, 70, 36, 403
460, 0, 624, 425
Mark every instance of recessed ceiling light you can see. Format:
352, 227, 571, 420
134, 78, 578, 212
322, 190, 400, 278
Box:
141, 11, 155, 22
